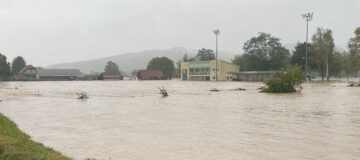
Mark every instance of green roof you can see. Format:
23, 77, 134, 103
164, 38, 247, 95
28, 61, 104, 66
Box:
189, 61, 210, 68
229, 71, 277, 75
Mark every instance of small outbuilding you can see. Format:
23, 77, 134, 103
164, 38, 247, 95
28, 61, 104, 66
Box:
229, 71, 276, 82
137, 69, 165, 80
17, 65, 38, 80
99, 72, 122, 80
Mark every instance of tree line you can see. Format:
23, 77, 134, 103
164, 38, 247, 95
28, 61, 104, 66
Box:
0, 55, 27, 78
233, 27, 360, 80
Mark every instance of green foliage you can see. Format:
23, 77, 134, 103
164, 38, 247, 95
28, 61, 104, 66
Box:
329, 51, 345, 77
312, 28, 335, 80
264, 65, 304, 93
158, 87, 168, 97
195, 48, 215, 61
11, 56, 26, 74
104, 61, 120, 73
290, 42, 317, 72
147, 57, 175, 79
240, 32, 290, 71
0, 113, 72, 160
231, 55, 246, 71
0, 54, 11, 77
347, 27, 360, 77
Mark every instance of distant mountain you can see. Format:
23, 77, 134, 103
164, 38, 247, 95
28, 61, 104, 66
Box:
46, 47, 236, 74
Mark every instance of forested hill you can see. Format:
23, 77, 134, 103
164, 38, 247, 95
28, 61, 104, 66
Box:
46, 47, 235, 74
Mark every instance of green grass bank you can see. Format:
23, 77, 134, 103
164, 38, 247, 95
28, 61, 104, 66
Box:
0, 113, 72, 160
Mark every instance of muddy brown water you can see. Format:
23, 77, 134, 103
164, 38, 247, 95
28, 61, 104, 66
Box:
0, 81, 359, 160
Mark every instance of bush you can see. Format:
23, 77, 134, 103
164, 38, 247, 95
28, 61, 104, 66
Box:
264, 65, 304, 93
158, 87, 168, 97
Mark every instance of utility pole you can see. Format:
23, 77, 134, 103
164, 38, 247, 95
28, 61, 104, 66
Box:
213, 29, 220, 81
302, 12, 313, 81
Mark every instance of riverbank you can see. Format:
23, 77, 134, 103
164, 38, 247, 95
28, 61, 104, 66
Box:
0, 113, 72, 160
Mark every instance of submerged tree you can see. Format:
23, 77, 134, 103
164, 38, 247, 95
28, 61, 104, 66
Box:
11, 56, 26, 74
311, 28, 335, 80
104, 61, 120, 73
263, 65, 304, 93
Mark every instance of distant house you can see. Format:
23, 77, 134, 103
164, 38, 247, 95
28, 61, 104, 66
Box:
137, 69, 165, 80
17, 65, 37, 80
99, 72, 122, 80
37, 69, 82, 80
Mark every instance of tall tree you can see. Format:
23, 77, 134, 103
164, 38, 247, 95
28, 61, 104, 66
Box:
329, 51, 344, 77
290, 43, 317, 73
348, 27, 360, 78
104, 61, 120, 73
195, 48, 215, 61
11, 56, 26, 74
232, 54, 247, 71
0, 53, 11, 77
147, 57, 175, 79
311, 28, 335, 80
242, 32, 290, 71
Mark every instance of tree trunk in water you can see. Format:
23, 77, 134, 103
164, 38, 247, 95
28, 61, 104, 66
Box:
326, 53, 330, 81
355, 72, 357, 79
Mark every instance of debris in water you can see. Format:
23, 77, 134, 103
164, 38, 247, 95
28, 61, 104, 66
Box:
158, 87, 168, 97
232, 88, 246, 91
210, 88, 220, 92
348, 83, 360, 87
76, 91, 89, 99
35, 91, 41, 95
257, 86, 266, 90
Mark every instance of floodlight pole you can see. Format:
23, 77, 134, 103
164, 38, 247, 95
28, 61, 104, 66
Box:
302, 12, 313, 81
214, 29, 220, 81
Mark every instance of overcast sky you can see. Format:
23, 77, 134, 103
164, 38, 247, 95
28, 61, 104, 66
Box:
0, 0, 359, 66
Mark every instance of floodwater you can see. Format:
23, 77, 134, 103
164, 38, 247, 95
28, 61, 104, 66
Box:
0, 80, 359, 160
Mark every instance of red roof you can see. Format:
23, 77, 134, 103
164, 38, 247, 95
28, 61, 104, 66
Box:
138, 69, 164, 77
18, 65, 37, 74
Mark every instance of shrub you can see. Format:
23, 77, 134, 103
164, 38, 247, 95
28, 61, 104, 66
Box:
158, 87, 168, 97
264, 65, 304, 93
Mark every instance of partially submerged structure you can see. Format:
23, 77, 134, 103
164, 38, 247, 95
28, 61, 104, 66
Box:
180, 60, 239, 81
229, 71, 276, 82
17, 65, 37, 80
37, 69, 82, 80
17, 65, 82, 80
99, 72, 122, 80
137, 69, 165, 80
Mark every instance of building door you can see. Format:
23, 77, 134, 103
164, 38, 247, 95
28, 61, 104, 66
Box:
182, 69, 188, 80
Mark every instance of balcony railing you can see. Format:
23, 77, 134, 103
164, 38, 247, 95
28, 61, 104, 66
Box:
189, 72, 210, 75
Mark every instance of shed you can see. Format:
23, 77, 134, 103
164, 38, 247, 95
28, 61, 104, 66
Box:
99, 72, 122, 80
229, 71, 276, 82
137, 69, 165, 80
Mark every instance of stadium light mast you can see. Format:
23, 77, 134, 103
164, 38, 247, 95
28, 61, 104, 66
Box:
302, 12, 313, 81
213, 29, 220, 81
